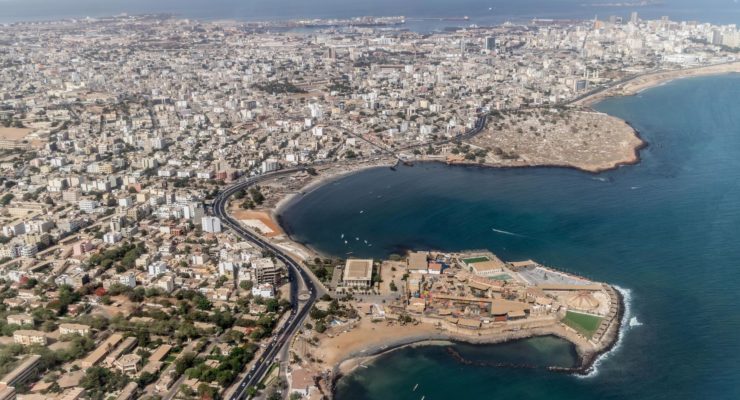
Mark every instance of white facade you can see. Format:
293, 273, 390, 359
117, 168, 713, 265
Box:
201, 216, 222, 233
251, 283, 275, 298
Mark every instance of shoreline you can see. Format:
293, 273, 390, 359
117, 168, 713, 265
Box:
444, 120, 649, 175
242, 71, 734, 399
574, 61, 740, 107
331, 286, 625, 394
271, 158, 397, 225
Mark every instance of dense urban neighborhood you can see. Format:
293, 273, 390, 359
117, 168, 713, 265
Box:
0, 11, 739, 400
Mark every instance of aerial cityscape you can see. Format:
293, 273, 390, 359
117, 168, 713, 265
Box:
1, 1, 740, 399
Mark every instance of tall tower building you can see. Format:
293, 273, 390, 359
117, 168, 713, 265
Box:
486, 36, 496, 51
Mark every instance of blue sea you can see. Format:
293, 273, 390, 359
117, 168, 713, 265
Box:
279, 74, 740, 399
2, 0, 740, 28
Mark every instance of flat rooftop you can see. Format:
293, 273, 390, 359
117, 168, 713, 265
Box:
344, 259, 373, 281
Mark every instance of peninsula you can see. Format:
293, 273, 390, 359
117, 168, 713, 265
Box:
282, 251, 623, 397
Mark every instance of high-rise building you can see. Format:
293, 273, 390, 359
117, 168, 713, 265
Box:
630, 12, 639, 25
712, 30, 723, 45
486, 36, 496, 51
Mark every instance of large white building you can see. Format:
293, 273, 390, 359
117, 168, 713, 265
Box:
342, 259, 374, 288
201, 216, 222, 233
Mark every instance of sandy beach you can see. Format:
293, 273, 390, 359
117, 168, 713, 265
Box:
574, 61, 740, 107
271, 158, 397, 220
288, 286, 624, 396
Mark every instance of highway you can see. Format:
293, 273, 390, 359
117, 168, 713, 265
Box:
211, 113, 491, 399
212, 169, 318, 400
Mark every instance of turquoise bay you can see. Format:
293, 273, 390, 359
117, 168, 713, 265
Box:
279, 75, 740, 399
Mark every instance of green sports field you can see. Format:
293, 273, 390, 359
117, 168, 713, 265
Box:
462, 256, 490, 264
562, 311, 603, 338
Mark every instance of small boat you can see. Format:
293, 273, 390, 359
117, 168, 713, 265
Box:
413, 384, 419, 391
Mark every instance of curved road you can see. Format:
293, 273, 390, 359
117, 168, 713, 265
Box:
212, 113, 491, 399
212, 169, 318, 400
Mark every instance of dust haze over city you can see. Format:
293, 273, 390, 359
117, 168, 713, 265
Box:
0, 1, 739, 400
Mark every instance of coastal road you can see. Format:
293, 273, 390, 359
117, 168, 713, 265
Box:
212, 169, 319, 400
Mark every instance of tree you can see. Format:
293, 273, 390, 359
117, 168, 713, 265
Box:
175, 352, 197, 376
239, 280, 253, 291
197, 383, 218, 400
223, 330, 245, 344
0, 194, 13, 206
265, 298, 279, 313
137, 371, 157, 386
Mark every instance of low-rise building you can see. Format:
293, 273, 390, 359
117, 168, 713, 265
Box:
342, 259, 374, 288
59, 323, 91, 336
251, 283, 274, 298
0, 355, 41, 387
13, 330, 46, 346
6, 314, 33, 326
81, 333, 123, 368
114, 354, 142, 374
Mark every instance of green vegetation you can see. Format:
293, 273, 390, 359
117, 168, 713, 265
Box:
80, 366, 130, 400
462, 256, 490, 264
183, 344, 258, 388
46, 285, 82, 316
0, 193, 14, 206
308, 299, 358, 334
251, 81, 307, 94
562, 311, 602, 338
87, 241, 146, 272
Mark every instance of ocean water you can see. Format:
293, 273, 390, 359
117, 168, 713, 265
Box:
280, 74, 740, 399
2, 0, 740, 27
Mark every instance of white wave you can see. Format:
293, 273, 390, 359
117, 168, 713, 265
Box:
577, 285, 634, 379
629, 317, 643, 327
491, 227, 527, 238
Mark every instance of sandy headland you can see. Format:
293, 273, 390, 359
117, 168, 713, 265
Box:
455, 108, 647, 173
